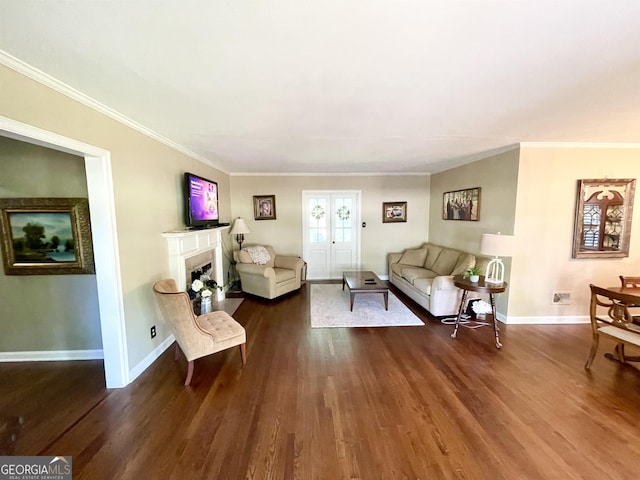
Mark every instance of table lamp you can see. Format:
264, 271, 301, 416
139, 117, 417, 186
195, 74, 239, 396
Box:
229, 217, 251, 251
480, 232, 514, 284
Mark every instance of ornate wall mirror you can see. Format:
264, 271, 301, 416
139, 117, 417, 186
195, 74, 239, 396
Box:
572, 178, 636, 258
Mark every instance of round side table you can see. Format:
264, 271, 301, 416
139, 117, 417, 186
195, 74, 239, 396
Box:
451, 275, 507, 349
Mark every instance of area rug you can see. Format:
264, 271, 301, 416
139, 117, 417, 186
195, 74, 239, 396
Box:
310, 283, 425, 328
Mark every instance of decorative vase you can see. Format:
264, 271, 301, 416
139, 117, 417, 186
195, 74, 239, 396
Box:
470, 274, 480, 283
200, 296, 212, 314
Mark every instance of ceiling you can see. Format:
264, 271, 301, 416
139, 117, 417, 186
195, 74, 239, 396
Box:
2, 1, 640, 175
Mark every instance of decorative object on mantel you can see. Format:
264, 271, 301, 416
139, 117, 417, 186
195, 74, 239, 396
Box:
572, 178, 636, 258
480, 232, 514, 284
442, 187, 480, 221
253, 195, 276, 220
382, 201, 407, 223
0, 197, 95, 275
229, 217, 251, 251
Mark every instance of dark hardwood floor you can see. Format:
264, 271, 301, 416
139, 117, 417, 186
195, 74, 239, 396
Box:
2, 282, 640, 479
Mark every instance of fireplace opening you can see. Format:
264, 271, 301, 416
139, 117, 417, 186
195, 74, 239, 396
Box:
190, 262, 212, 285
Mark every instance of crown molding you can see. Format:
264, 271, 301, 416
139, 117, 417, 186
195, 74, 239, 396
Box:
521, 141, 640, 149
229, 171, 432, 177
0, 49, 227, 172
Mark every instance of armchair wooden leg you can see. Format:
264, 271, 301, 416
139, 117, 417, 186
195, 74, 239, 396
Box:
240, 343, 247, 366
174, 343, 180, 361
185, 360, 194, 386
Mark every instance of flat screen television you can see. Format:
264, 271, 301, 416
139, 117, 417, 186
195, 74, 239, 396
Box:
184, 172, 220, 229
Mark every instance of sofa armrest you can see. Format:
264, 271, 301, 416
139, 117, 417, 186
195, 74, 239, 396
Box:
431, 275, 457, 291
388, 252, 403, 265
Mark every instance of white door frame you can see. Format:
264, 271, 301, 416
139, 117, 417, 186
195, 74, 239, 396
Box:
302, 190, 361, 279
1, 115, 129, 388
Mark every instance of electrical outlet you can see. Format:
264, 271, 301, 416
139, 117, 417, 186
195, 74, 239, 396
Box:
552, 292, 572, 305
150, 325, 156, 338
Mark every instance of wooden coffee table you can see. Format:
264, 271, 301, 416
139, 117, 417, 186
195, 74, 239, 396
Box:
342, 271, 389, 312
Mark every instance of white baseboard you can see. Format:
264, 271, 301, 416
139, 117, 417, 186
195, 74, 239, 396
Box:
504, 315, 589, 325
128, 334, 175, 383
0, 349, 104, 362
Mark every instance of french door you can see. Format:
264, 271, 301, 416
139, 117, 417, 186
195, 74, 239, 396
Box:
302, 191, 361, 279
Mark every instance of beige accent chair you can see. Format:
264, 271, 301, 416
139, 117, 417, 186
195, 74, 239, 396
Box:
152, 279, 246, 385
235, 245, 304, 299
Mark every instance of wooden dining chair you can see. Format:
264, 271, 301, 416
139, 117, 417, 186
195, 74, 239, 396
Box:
619, 276, 640, 322
620, 276, 640, 289
585, 284, 640, 369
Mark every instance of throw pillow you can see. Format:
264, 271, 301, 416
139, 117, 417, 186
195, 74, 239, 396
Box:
245, 246, 271, 265
451, 254, 476, 276
398, 247, 428, 267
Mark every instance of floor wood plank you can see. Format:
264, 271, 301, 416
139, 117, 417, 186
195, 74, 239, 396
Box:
2, 282, 640, 479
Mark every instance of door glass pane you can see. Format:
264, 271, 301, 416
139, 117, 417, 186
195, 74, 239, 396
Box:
309, 198, 327, 243
334, 198, 352, 244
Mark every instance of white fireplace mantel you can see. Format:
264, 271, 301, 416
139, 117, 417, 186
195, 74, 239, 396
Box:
161, 227, 229, 302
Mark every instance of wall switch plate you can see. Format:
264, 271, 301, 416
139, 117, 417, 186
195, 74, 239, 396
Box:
150, 325, 156, 338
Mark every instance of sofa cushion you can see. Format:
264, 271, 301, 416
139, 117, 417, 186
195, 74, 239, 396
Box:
412, 278, 433, 295
398, 247, 428, 267
401, 267, 438, 284
274, 267, 296, 283
423, 245, 444, 270
451, 254, 476, 276
431, 249, 465, 275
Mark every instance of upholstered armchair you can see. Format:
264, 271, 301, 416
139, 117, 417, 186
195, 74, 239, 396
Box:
235, 245, 304, 299
152, 279, 246, 385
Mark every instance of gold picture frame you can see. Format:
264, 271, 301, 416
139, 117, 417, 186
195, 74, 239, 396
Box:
0, 198, 95, 275
253, 195, 276, 220
382, 201, 407, 223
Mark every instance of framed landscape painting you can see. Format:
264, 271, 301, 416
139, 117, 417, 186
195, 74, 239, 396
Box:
0, 198, 95, 275
442, 187, 481, 221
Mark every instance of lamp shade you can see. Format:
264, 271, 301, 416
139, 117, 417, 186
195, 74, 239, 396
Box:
229, 218, 251, 235
480, 233, 514, 257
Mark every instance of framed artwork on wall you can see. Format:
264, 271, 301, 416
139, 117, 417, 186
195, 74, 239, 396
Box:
572, 178, 636, 258
0, 197, 95, 275
253, 195, 277, 220
442, 187, 481, 221
382, 201, 407, 223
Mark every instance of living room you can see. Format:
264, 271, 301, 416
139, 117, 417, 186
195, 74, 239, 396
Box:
3, 2, 640, 476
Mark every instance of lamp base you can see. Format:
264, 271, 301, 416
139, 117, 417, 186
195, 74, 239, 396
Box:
485, 258, 505, 284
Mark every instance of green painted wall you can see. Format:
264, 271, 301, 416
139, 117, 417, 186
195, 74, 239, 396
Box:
0, 136, 102, 352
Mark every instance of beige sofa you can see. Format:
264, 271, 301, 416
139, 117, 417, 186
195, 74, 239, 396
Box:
388, 243, 490, 317
236, 245, 305, 299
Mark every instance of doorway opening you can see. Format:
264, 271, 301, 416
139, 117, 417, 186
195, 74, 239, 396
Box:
0, 115, 128, 388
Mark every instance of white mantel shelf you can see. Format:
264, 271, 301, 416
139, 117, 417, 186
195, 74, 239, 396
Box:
161, 226, 229, 302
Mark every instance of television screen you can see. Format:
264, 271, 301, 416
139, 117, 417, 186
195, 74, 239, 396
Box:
185, 172, 219, 227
